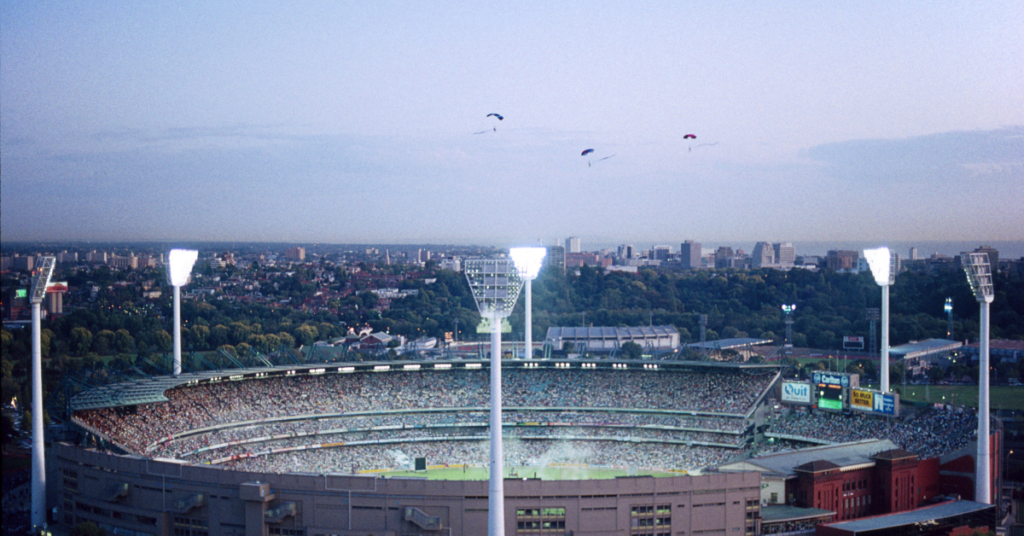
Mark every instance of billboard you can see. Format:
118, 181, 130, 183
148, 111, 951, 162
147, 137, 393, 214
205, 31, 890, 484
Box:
873, 393, 897, 416
849, 389, 900, 417
850, 389, 873, 410
781, 381, 811, 404
843, 336, 865, 350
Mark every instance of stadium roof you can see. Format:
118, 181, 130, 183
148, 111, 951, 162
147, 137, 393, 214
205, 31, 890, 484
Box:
71, 367, 278, 411
888, 338, 962, 358
820, 500, 993, 534
719, 439, 899, 476
545, 325, 679, 339
685, 337, 774, 350
760, 505, 835, 523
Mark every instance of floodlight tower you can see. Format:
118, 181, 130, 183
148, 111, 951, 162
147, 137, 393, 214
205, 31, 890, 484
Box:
30, 256, 55, 532
168, 249, 199, 376
962, 252, 994, 504
945, 298, 954, 340
510, 247, 546, 359
464, 258, 524, 536
864, 247, 897, 394
781, 304, 796, 355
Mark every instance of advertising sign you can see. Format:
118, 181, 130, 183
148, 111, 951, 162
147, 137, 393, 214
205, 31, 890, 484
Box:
843, 336, 865, 350
873, 393, 897, 416
781, 381, 811, 404
851, 389, 873, 409
812, 372, 850, 388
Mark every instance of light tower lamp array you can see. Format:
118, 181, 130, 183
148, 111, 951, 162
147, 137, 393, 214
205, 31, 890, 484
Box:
961, 252, 994, 504
864, 247, 897, 394
464, 257, 525, 536
168, 249, 199, 376
509, 247, 546, 359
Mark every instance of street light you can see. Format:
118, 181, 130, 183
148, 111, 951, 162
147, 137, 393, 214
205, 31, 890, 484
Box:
509, 247, 546, 359
962, 251, 994, 504
168, 249, 199, 376
30, 256, 55, 533
864, 247, 897, 393
464, 258, 525, 536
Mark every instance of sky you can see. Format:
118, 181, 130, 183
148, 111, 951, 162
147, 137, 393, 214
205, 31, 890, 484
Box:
2, 1, 1022, 249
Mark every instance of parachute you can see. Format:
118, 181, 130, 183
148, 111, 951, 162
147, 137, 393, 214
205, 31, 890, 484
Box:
683, 134, 696, 139
474, 113, 504, 134
581, 148, 613, 167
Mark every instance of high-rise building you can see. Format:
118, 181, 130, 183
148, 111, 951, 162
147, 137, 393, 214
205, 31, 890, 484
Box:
773, 242, 796, 268
284, 247, 306, 261
546, 245, 566, 274
618, 244, 635, 260
680, 240, 701, 269
566, 236, 581, 253
752, 242, 776, 269
714, 247, 734, 269
652, 245, 672, 261
826, 250, 859, 271
909, 247, 918, 261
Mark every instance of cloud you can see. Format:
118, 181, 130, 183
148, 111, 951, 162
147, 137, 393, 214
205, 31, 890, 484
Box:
804, 126, 1024, 185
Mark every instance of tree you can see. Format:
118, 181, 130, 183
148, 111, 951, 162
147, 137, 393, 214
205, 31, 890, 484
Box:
113, 329, 135, 354
620, 341, 643, 359
70, 327, 94, 356
92, 329, 115, 355
150, 330, 172, 352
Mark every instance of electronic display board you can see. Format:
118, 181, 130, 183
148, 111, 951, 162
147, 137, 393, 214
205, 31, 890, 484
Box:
817, 384, 843, 410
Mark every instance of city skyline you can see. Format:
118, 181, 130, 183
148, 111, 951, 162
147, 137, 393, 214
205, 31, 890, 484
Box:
2, 2, 1022, 245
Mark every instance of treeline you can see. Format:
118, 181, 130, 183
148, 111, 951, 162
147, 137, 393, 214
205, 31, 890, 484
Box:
2, 261, 1023, 412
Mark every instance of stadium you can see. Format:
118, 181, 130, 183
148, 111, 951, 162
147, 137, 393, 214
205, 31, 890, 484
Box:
52, 356, 990, 536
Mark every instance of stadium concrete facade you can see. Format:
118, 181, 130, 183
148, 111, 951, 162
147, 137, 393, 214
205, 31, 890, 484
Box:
52, 443, 761, 536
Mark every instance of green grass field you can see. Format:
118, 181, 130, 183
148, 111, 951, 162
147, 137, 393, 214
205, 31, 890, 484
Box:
893, 385, 1024, 411
363, 465, 683, 480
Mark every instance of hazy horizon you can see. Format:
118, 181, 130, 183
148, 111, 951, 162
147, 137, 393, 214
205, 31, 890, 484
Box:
3, 2, 1022, 244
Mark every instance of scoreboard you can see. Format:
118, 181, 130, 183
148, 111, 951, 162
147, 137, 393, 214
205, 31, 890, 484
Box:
817, 384, 843, 410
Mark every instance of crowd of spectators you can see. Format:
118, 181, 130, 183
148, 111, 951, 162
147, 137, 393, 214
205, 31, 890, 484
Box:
147, 410, 746, 459
76, 368, 769, 454
766, 408, 978, 459
73, 367, 980, 476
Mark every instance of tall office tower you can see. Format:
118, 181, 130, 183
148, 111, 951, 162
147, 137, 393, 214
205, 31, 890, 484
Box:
680, 240, 702, 269
546, 245, 566, 274
652, 245, 672, 261
826, 250, 859, 271
909, 247, 918, 261
618, 244, 636, 260
284, 246, 306, 261
714, 247, 734, 269
752, 242, 776, 268
566, 236, 581, 253
773, 242, 796, 268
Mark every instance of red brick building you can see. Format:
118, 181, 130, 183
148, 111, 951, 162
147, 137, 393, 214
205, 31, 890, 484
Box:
789, 448, 919, 521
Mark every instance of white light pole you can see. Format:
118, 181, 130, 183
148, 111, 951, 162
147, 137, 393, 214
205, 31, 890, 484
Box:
864, 247, 896, 394
30, 256, 55, 532
465, 258, 524, 536
168, 249, 199, 376
510, 247, 546, 359
962, 252, 994, 504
